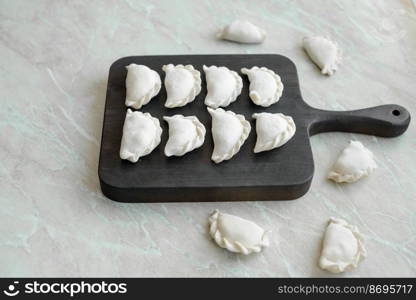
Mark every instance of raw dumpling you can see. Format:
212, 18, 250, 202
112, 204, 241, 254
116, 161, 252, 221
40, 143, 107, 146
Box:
162, 64, 202, 108
319, 217, 366, 273
252, 112, 296, 153
120, 109, 162, 163
209, 209, 270, 255
303, 36, 342, 76
328, 140, 377, 183
163, 115, 206, 157
217, 20, 266, 44
125, 64, 161, 109
204, 65, 243, 108
208, 107, 251, 163
241, 67, 284, 107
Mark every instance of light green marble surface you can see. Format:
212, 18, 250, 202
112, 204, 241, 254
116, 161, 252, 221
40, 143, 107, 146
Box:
0, 0, 415, 277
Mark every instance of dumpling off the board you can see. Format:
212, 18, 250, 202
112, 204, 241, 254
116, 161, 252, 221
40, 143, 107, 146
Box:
303, 36, 342, 76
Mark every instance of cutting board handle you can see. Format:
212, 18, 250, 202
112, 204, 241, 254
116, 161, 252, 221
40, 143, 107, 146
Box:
308, 104, 411, 137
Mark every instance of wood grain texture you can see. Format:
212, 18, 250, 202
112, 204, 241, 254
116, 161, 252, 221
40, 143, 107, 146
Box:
98, 55, 410, 202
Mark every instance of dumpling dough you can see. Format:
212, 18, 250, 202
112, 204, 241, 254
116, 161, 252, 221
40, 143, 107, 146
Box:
209, 210, 270, 255
163, 115, 206, 157
252, 112, 296, 153
162, 64, 201, 108
217, 20, 266, 44
241, 67, 284, 107
303, 36, 342, 76
208, 107, 251, 163
319, 217, 366, 273
328, 140, 377, 183
125, 64, 161, 109
120, 109, 162, 163
204, 65, 243, 108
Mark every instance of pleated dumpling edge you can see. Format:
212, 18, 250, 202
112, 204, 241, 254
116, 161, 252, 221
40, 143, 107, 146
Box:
328, 140, 377, 183
163, 114, 206, 157
217, 20, 266, 44
162, 64, 202, 108
209, 209, 270, 255
303, 36, 342, 76
125, 64, 161, 109
241, 66, 284, 107
319, 217, 367, 273
208, 107, 251, 163
252, 112, 296, 153
204, 65, 243, 108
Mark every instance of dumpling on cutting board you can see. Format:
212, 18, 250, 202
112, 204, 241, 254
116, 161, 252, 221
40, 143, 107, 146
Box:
319, 217, 366, 273
163, 115, 206, 157
209, 209, 270, 255
328, 140, 377, 183
120, 109, 162, 163
303, 36, 342, 76
207, 107, 251, 163
241, 66, 284, 107
204, 65, 243, 108
252, 112, 296, 153
162, 64, 201, 108
125, 64, 161, 109
217, 20, 266, 44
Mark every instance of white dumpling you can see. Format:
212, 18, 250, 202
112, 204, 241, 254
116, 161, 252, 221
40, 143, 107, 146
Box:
125, 64, 161, 109
207, 108, 251, 163
204, 65, 243, 108
319, 217, 366, 273
328, 140, 377, 183
241, 67, 284, 107
217, 20, 266, 44
120, 109, 162, 163
252, 112, 296, 153
163, 115, 206, 157
162, 64, 201, 108
209, 210, 270, 255
303, 36, 342, 76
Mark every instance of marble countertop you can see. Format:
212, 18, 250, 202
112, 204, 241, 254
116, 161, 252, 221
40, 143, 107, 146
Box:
1, 0, 415, 277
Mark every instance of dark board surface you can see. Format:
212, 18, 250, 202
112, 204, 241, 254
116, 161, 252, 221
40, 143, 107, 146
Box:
98, 54, 410, 202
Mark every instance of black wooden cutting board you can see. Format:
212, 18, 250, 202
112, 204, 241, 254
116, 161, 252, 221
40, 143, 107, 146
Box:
98, 54, 410, 202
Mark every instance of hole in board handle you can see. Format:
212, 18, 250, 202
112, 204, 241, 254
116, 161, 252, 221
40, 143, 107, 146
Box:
392, 109, 400, 116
